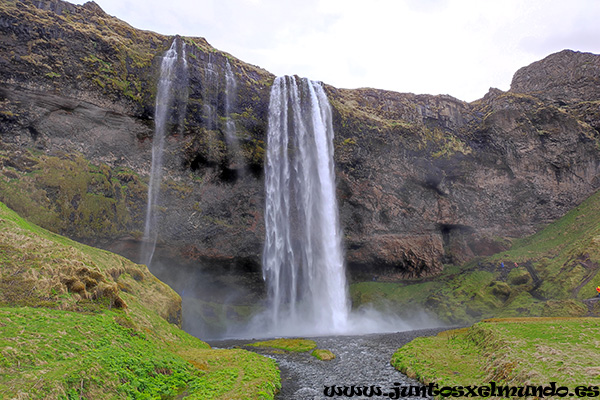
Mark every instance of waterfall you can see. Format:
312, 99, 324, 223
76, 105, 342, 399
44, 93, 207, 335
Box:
203, 53, 219, 131
141, 39, 186, 266
262, 76, 350, 335
225, 60, 237, 141
224, 60, 244, 173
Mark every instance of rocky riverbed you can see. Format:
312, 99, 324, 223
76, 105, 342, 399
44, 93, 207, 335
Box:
210, 327, 448, 399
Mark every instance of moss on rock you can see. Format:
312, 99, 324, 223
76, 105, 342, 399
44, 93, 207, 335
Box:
311, 349, 336, 361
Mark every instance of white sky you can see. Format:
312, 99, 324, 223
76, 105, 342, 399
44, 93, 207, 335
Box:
73, 0, 600, 102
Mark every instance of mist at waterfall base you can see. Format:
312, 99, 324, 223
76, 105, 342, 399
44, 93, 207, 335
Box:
113, 240, 440, 340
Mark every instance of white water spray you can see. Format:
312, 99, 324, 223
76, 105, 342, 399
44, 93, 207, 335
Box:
141, 39, 186, 266
262, 76, 350, 336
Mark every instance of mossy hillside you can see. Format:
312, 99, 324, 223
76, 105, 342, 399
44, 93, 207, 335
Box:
350, 189, 600, 324
489, 187, 600, 301
0, 307, 200, 399
0, 201, 281, 399
0, 148, 147, 242
0, 306, 280, 400
391, 318, 600, 389
0, 200, 171, 316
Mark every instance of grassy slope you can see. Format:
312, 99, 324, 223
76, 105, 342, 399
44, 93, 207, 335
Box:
391, 318, 600, 390
350, 189, 600, 324
0, 201, 280, 399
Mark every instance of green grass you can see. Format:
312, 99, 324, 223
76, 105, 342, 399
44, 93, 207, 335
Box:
0, 307, 199, 399
310, 349, 336, 361
0, 200, 281, 399
245, 339, 336, 361
246, 338, 317, 353
391, 318, 600, 389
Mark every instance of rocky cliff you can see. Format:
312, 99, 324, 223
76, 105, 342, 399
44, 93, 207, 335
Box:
331, 74, 600, 278
1, 0, 599, 289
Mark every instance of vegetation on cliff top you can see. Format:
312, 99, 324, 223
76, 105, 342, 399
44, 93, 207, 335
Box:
391, 318, 600, 390
0, 200, 280, 399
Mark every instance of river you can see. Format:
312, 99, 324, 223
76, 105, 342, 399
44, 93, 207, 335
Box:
209, 327, 447, 399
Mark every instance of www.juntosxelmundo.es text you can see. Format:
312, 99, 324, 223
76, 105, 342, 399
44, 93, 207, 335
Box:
323, 382, 600, 398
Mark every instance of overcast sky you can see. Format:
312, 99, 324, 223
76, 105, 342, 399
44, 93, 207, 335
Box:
73, 0, 600, 102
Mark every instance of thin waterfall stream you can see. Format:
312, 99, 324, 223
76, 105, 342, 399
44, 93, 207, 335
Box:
224, 59, 245, 175
141, 39, 187, 267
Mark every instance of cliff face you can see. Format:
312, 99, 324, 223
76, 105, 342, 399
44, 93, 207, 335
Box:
1, 0, 600, 283
0, 0, 273, 271
330, 78, 600, 277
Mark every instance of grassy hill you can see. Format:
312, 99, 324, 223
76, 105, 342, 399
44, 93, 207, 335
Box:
350, 189, 600, 323
391, 318, 600, 393
0, 201, 280, 399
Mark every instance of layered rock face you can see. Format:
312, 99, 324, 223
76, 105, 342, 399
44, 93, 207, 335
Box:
0, 0, 273, 274
330, 74, 600, 277
1, 0, 600, 283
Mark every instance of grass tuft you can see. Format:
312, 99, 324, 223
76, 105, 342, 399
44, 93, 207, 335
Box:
246, 338, 317, 353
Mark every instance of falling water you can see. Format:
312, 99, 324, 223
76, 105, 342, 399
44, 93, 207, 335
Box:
224, 60, 244, 173
141, 40, 185, 266
224, 60, 237, 140
262, 76, 350, 335
203, 53, 219, 131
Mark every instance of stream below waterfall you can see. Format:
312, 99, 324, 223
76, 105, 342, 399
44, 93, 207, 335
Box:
209, 327, 448, 400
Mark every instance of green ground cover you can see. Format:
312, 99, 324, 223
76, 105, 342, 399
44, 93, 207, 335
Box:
245, 338, 336, 361
246, 338, 317, 353
391, 318, 600, 393
0, 200, 280, 399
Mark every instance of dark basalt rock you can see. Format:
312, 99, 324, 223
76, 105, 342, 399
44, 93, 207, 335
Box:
1, 0, 600, 282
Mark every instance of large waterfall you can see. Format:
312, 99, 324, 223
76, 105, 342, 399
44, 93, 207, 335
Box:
141, 40, 187, 266
262, 76, 350, 335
